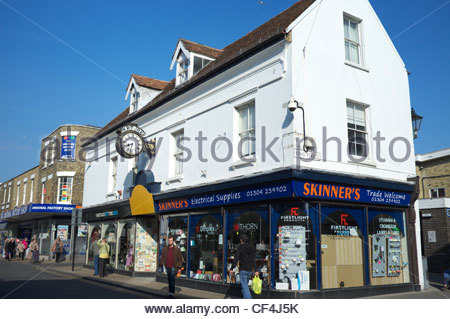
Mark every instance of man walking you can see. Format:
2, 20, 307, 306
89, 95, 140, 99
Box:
230, 234, 259, 299
160, 235, 183, 298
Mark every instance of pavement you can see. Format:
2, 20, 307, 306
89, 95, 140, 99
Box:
1, 258, 449, 299
0, 258, 227, 299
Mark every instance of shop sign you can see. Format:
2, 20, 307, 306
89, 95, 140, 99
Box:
157, 182, 292, 212
29, 204, 75, 213
95, 210, 118, 218
294, 181, 410, 207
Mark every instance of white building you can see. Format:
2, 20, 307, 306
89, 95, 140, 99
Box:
81, 0, 422, 296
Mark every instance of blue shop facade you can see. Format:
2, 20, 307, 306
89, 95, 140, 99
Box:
0, 204, 76, 258
82, 168, 419, 296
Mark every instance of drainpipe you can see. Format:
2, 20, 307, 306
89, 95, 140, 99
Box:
406, 176, 421, 289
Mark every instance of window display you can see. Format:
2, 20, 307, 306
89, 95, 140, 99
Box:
135, 218, 158, 272
87, 224, 101, 266
321, 207, 365, 289
368, 210, 410, 285
189, 213, 223, 281
103, 223, 117, 268
160, 215, 188, 276
117, 221, 136, 271
226, 205, 269, 286
272, 202, 316, 290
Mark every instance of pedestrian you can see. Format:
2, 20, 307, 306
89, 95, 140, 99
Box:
22, 238, 28, 251
30, 238, 39, 263
7, 238, 15, 261
51, 237, 64, 262
17, 240, 25, 260
3, 238, 9, 260
97, 237, 110, 278
92, 234, 100, 276
229, 234, 259, 299
159, 235, 183, 298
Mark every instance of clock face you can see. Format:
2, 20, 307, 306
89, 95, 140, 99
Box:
116, 131, 145, 158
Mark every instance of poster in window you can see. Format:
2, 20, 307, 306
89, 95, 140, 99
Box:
61, 136, 77, 159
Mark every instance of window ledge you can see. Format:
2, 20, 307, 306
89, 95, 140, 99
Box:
57, 201, 72, 205
347, 159, 377, 167
229, 157, 256, 171
345, 61, 370, 73
166, 175, 184, 185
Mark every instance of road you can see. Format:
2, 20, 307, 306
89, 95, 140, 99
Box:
0, 259, 160, 299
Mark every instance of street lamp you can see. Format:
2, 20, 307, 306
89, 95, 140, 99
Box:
411, 108, 423, 140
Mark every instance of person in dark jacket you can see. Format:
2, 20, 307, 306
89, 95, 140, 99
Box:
159, 235, 183, 298
7, 238, 16, 261
230, 234, 259, 299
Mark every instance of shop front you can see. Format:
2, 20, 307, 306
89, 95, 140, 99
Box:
153, 169, 418, 297
0, 204, 75, 259
82, 199, 159, 276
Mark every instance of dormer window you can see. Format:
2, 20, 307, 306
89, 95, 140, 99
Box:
193, 56, 212, 75
130, 87, 139, 113
177, 57, 189, 84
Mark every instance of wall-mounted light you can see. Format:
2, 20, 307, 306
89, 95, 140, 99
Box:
411, 108, 423, 140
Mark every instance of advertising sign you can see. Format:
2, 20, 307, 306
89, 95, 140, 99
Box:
157, 182, 292, 213
293, 181, 410, 207
57, 225, 69, 241
61, 135, 77, 159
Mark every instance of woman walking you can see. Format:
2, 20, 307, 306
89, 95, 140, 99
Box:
30, 238, 39, 264
97, 237, 110, 278
51, 237, 64, 262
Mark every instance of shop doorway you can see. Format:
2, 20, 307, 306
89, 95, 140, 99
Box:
320, 206, 365, 289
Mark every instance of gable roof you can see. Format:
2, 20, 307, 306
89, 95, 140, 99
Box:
85, 0, 315, 145
178, 39, 223, 59
130, 74, 170, 91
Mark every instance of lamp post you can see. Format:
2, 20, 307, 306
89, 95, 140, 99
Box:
411, 108, 423, 140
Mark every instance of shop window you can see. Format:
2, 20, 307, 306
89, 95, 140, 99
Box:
87, 225, 101, 266
368, 210, 410, 285
272, 202, 317, 290
189, 213, 223, 281
117, 221, 136, 271
160, 215, 188, 276
226, 205, 270, 287
320, 207, 365, 289
104, 223, 117, 268
135, 218, 158, 272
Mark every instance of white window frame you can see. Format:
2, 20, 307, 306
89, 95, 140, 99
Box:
41, 181, 46, 204
172, 130, 184, 177
177, 56, 189, 85
429, 188, 445, 198
16, 183, 20, 207
57, 176, 73, 204
347, 100, 370, 159
30, 178, 34, 203
109, 156, 118, 193
237, 101, 256, 158
7, 186, 11, 203
344, 14, 363, 66
193, 54, 212, 75
2, 185, 6, 204
22, 181, 27, 205
130, 87, 139, 113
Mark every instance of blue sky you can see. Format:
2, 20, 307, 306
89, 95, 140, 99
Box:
0, 0, 449, 181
